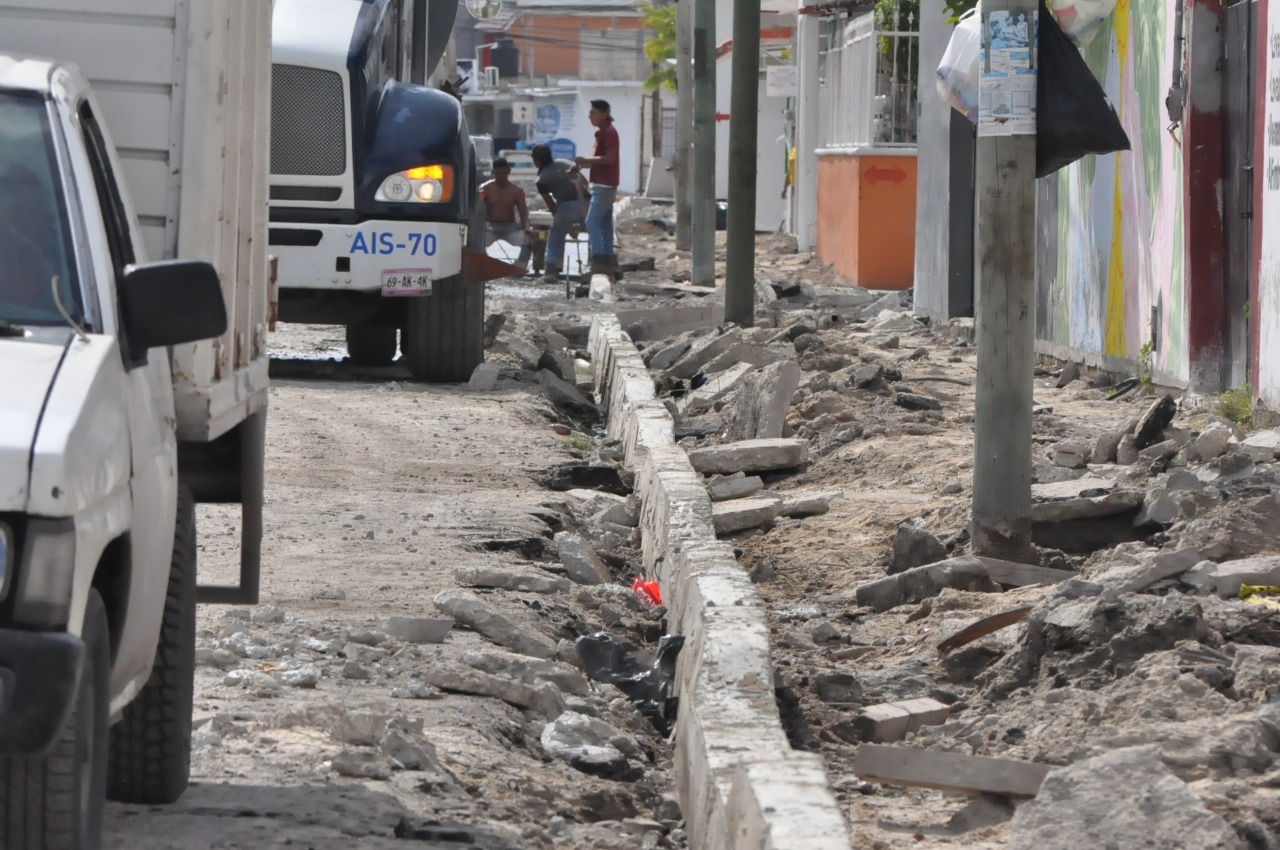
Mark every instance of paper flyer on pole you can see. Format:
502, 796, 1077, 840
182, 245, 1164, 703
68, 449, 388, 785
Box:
978, 9, 1037, 136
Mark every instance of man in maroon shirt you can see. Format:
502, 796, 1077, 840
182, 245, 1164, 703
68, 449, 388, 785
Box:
575, 99, 620, 277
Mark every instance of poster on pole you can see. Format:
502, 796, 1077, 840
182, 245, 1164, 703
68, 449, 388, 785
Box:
978, 9, 1037, 136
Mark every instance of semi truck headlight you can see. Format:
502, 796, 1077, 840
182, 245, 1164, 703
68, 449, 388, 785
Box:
0, 522, 11, 602
15, 519, 76, 628
375, 164, 454, 204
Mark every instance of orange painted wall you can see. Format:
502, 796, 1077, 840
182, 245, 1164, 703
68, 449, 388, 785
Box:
502, 16, 646, 77
816, 153, 918, 290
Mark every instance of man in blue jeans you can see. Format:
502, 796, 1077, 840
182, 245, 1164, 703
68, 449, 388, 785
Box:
531, 143, 585, 283
575, 99, 620, 277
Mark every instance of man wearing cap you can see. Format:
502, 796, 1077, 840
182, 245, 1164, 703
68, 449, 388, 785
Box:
575, 99, 620, 277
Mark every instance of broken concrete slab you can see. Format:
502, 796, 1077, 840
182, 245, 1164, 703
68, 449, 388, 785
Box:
387, 616, 454, 644
686, 438, 810, 475
645, 339, 693, 371
702, 343, 783, 375
418, 661, 566, 719
1191, 423, 1236, 462
467, 362, 501, 391
1116, 434, 1140, 465
453, 566, 572, 595
665, 330, 744, 380
722, 360, 802, 443
712, 497, 784, 535
1031, 477, 1144, 522
1008, 747, 1241, 850
431, 590, 556, 659
889, 523, 947, 574
553, 531, 613, 585
1137, 438, 1180, 461
537, 369, 596, 411
615, 303, 725, 343
1050, 439, 1091, 469
1087, 548, 1202, 594
676, 362, 757, 414
856, 744, 1050, 798
1242, 429, 1280, 459
1183, 555, 1280, 599
1134, 393, 1178, 450
856, 557, 999, 612
975, 557, 1075, 587
706, 474, 766, 502
538, 349, 577, 383
459, 648, 591, 697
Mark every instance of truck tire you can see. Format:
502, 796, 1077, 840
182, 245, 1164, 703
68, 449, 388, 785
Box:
0, 589, 110, 850
402, 275, 485, 383
345, 321, 397, 367
106, 485, 196, 805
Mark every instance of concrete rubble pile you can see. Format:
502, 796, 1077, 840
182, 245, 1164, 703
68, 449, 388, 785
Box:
601, 274, 1280, 849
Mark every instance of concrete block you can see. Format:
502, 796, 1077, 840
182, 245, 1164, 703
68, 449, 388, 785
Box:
853, 698, 952, 743
677, 362, 758, 414
703, 343, 783, 375
712, 497, 783, 534
687, 438, 810, 475
1183, 555, 1280, 598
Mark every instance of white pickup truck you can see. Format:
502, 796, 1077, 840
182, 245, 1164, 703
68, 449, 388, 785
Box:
0, 4, 271, 848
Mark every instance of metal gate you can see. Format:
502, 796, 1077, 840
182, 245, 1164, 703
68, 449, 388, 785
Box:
1223, 0, 1257, 389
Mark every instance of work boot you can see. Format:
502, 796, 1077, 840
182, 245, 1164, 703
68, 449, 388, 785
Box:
589, 255, 612, 277
609, 253, 624, 280
541, 262, 560, 283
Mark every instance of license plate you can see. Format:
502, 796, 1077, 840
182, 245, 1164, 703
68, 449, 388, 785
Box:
381, 269, 433, 296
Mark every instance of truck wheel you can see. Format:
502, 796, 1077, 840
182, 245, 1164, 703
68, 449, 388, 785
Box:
402, 276, 485, 383
106, 485, 196, 805
0, 589, 110, 850
345, 321, 397, 367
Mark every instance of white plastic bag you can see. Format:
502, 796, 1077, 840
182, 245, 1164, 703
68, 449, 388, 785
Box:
935, 8, 982, 125
1047, 0, 1118, 47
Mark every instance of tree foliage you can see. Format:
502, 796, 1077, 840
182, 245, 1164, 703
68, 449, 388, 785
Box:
639, 3, 677, 92
944, 0, 978, 23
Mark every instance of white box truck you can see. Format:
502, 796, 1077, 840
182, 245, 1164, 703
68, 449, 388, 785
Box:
0, 2, 271, 846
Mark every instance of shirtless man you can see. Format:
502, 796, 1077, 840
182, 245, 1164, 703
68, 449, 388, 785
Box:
479, 158, 531, 267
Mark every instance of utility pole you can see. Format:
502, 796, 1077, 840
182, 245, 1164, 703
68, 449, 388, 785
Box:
724, 0, 759, 325
690, 0, 716, 286
972, 0, 1038, 561
675, 0, 693, 251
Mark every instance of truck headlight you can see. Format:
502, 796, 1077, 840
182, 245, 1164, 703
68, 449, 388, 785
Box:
0, 522, 11, 602
374, 164, 454, 204
15, 519, 76, 628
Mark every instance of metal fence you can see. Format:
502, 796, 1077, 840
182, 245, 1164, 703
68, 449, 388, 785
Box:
818, 1, 919, 149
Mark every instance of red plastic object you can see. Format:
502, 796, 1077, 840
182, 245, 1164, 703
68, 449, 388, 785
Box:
632, 577, 662, 607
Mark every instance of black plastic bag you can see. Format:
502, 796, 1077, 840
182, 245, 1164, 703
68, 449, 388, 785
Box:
576, 632, 684, 734
1036, 0, 1130, 178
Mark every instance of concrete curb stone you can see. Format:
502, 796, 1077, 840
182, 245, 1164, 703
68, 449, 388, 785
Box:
589, 314, 852, 850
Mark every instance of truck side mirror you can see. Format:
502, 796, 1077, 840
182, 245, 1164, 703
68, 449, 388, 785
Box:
118, 260, 228, 351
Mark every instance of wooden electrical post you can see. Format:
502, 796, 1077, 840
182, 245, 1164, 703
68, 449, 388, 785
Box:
675, 0, 693, 251
691, 0, 716, 286
971, 0, 1038, 561
724, 0, 760, 325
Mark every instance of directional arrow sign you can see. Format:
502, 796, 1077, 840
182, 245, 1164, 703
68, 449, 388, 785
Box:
864, 165, 907, 185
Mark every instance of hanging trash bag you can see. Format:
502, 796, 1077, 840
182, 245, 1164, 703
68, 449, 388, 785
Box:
936, 7, 982, 125
1047, 0, 1119, 47
1036, 2, 1130, 178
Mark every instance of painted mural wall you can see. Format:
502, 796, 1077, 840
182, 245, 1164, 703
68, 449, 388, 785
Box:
1036, 1, 1187, 381
1260, 0, 1280, 408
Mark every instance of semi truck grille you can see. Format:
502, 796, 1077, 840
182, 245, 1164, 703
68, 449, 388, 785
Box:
271, 64, 346, 177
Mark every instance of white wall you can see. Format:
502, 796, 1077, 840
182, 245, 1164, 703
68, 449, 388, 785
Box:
715, 53, 789, 232
1259, 4, 1280, 409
